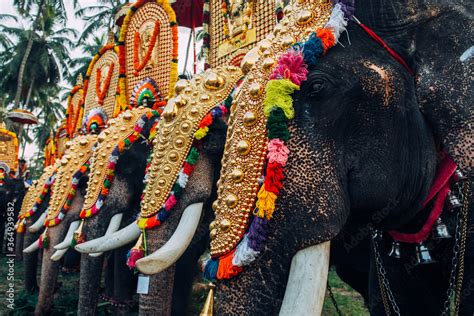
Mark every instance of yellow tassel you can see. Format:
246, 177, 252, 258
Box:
200, 283, 215, 316
255, 184, 277, 220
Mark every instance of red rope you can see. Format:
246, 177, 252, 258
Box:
352, 16, 415, 76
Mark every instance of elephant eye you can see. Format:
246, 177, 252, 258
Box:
310, 79, 325, 95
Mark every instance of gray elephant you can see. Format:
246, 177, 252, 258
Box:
127, 0, 472, 315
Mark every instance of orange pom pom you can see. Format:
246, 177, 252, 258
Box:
316, 28, 335, 53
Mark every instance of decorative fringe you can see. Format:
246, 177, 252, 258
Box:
126, 232, 145, 269
255, 184, 277, 220
73, 220, 86, 245
16, 218, 26, 233
39, 228, 49, 249
216, 250, 242, 280
263, 79, 299, 120
232, 235, 259, 267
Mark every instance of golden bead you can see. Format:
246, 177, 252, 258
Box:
154, 189, 161, 196
200, 94, 210, 102
263, 57, 276, 70
174, 79, 188, 94
220, 219, 231, 232
79, 152, 84, 157
65, 141, 72, 149
204, 72, 225, 90
163, 166, 171, 174
236, 140, 251, 155
123, 111, 133, 121
230, 169, 244, 183
240, 47, 260, 75
297, 9, 313, 25
210, 229, 218, 240
158, 179, 166, 186
175, 138, 184, 148
169, 152, 179, 162
258, 39, 272, 52
225, 194, 238, 208
190, 107, 199, 116
113, 135, 118, 140
209, 221, 216, 230
120, 126, 126, 132
98, 134, 106, 142
249, 82, 263, 98
212, 200, 219, 211
181, 122, 191, 132
281, 35, 295, 47
174, 95, 187, 108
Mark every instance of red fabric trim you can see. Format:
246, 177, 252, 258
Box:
389, 184, 450, 243
353, 18, 415, 76
388, 155, 457, 243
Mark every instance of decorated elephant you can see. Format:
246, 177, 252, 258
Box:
75, 108, 159, 315
115, 0, 472, 315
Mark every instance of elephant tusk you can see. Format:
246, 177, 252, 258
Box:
135, 203, 203, 275
27, 210, 48, 233
279, 241, 330, 316
53, 221, 81, 250
89, 213, 124, 257
51, 248, 68, 261
75, 221, 140, 253
23, 238, 40, 253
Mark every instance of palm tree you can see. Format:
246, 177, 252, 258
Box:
75, 0, 128, 44
0, 10, 77, 108
0, 14, 18, 50
68, 33, 106, 85
12, 0, 78, 108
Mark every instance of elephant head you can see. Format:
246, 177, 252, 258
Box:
75, 108, 159, 315
130, 0, 471, 314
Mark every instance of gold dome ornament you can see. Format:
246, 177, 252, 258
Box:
204, 72, 226, 90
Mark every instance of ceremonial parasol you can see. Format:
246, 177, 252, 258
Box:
172, 0, 204, 28
7, 109, 38, 158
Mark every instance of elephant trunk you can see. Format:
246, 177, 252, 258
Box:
34, 224, 67, 315
77, 214, 107, 316
23, 220, 40, 293
14, 230, 24, 260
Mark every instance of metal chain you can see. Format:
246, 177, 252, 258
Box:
441, 198, 462, 316
327, 282, 343, 316
372, 230, 401, 316
454, 181, 470, 314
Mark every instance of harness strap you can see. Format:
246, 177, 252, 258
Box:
352, 16, 415, 76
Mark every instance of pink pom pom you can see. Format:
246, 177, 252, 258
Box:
164, 194, 177, 211
267, 139, 289, 166
270, 49, 308, 86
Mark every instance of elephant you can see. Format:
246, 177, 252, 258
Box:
76, 111, 157, 316
125, 0, 472, 315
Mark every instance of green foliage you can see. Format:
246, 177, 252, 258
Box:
75, 0, 129, 44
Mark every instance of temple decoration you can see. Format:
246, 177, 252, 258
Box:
83, 108, 109, 134
0, 124, 19, 173
117, 0, 179, 113
83, 33, 120, 119
204, 0, 351, 279
16, 165, 56, 233
44, 131, 57, 167
124, 66, 243, 268
66, 75, 85, 138
204, 0, 279, 69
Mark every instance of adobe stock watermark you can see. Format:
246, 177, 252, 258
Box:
4, 200, 16, 310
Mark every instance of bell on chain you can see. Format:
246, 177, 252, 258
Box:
446, 191, 462, 211
432, 217, 451, 239
388, 241, 401, 259
415, 243, 436, 265
452, 169, 467, 183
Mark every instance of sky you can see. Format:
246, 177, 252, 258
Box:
2, 0, 203, 160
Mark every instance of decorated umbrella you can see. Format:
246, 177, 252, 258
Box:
7, 109, 39, 159
172, 0, 204, 74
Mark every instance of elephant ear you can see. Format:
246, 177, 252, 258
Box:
204, 0, 351, 280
